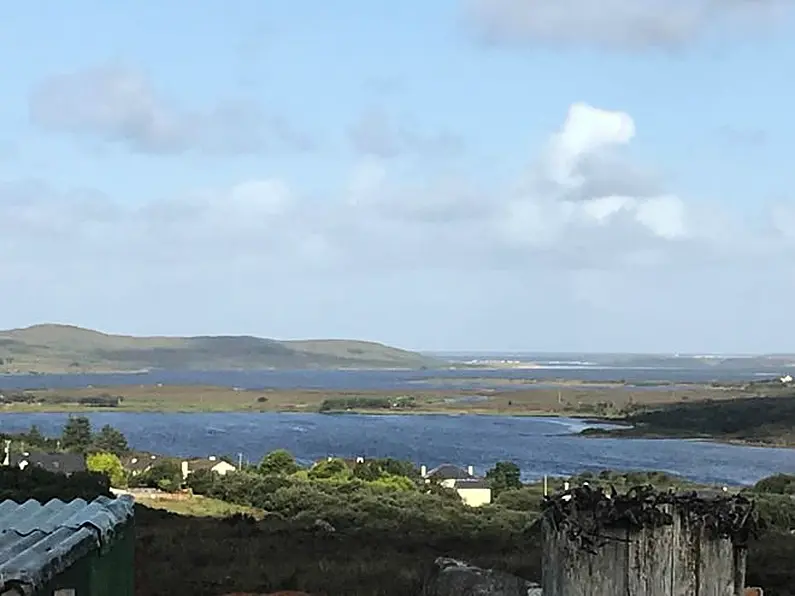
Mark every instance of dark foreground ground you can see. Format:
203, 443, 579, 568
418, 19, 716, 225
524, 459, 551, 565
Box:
134, 505, 540, 596
133, 505, 795, 596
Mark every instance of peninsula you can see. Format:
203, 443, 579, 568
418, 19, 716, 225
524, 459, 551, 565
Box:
0, 324, 444, 373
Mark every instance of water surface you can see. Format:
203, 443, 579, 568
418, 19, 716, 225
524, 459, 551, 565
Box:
0, 412, 791, 486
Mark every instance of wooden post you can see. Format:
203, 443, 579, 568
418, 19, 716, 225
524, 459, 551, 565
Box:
541, 497, 751, 596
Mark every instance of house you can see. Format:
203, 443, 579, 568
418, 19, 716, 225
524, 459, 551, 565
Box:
7, 451, 86, 475
0, 495, 135, 596
181, 455, 237, 480
121, 452, 161, 476
421, 463, 492, 507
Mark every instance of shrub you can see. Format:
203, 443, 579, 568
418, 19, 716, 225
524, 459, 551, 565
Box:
753, 473, 795, 495
0, 467, 111, 502
87, 452, 127, 488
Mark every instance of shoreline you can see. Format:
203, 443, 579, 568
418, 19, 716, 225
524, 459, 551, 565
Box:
2, 403, 790, 451
2, 381, 790, 450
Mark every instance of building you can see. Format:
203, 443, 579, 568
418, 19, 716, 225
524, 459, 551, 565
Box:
7, 451, 86, 475
121, 452, 161, 477
0, 495, 135, 596
421, 463, 492, 507
181, 455, 237, 480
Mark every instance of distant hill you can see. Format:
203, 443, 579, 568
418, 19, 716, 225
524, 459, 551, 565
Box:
0, 324, 445, 374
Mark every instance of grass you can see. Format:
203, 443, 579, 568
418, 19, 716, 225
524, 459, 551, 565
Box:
0, 381, 749, 415
137, 495, 265, 518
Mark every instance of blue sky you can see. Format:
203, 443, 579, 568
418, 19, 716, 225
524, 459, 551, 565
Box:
1, 0, 794, 353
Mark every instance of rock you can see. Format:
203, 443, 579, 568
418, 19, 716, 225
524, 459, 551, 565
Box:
313, 518, 336, 533
426, 557, 542, 596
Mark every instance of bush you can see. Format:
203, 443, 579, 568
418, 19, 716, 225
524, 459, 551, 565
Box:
185, 468, 219, 495
131, 460, 183, 492
258, 449, 300, 475
0, 467, 111, 502
753, 474, 795, 495
87, 452, 127, 488
495, 488, 543, 512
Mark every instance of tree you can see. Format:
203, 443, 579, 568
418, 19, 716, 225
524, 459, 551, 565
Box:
485, 461, 522, 495
378, 458, 419, 479
61, 416, 92, 453
185, 468, 219, 495
26, 425, 46, 446
136, 460, 183, 492
92, 424, 129, 456
86, 452, 127, 488
258, 449, 300, 475
352, 460, 384, 482
308, 458, 350, 480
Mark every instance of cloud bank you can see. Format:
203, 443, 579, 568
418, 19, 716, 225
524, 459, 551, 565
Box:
29, 65, 313, 154
463, 0, 794, 49
2, 101, 789, 350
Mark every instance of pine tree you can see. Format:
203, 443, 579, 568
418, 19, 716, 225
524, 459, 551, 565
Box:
61, 416, 92, 453
92, 424, 129, 456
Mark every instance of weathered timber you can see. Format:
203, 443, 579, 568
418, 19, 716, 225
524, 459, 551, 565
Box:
541, 485, 758, 596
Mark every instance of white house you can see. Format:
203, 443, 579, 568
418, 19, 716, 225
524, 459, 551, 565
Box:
421, 463, 492, 507
181, 455, 237, 480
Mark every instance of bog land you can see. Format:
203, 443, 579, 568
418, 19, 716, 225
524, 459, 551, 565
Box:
3, 378, 795, 447
0, 381, 743, 414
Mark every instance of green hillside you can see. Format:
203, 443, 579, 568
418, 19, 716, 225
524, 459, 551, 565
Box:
0, 324, 444, 373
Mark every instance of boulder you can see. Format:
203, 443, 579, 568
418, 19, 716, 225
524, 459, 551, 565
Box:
425, 557, 542, 596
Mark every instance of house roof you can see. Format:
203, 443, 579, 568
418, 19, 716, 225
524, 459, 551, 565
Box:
0, 495, 134, 593
9, 452, 86, 475
187, 458, 235, 472
453, 479, 491, 490
426, 464, 473, 480
121, 452, 160, 472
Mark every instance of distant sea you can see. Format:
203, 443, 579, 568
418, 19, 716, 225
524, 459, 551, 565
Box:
0, 365, 780, 392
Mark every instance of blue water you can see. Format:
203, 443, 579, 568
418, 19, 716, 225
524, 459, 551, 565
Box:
0, 411, 792, 487
0, 367, 778, 391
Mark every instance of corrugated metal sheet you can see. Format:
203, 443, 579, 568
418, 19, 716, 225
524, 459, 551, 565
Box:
0, 495, 134, 594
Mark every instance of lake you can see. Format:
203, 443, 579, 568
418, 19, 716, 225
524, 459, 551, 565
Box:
0, 366, 779, 392
0, 411, 792, 487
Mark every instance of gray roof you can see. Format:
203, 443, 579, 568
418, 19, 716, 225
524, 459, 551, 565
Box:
0, 495, 134, 593
9, 452, 87, 475
426, 464, 473, 480
453, 479, 491, 490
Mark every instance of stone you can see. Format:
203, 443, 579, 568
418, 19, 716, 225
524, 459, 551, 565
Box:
426, 557, 542, 596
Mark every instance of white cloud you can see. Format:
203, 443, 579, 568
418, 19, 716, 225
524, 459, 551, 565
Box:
29, 65, 313, 154
2, 101, 791, 350
463, 0, 794, 49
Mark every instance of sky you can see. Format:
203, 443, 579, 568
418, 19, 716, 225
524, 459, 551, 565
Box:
1, 0, 795, 353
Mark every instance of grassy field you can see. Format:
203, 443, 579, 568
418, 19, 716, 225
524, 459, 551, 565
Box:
0, 323, 443, 373
136, 495, 265, 518
0, 380, 754, 415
